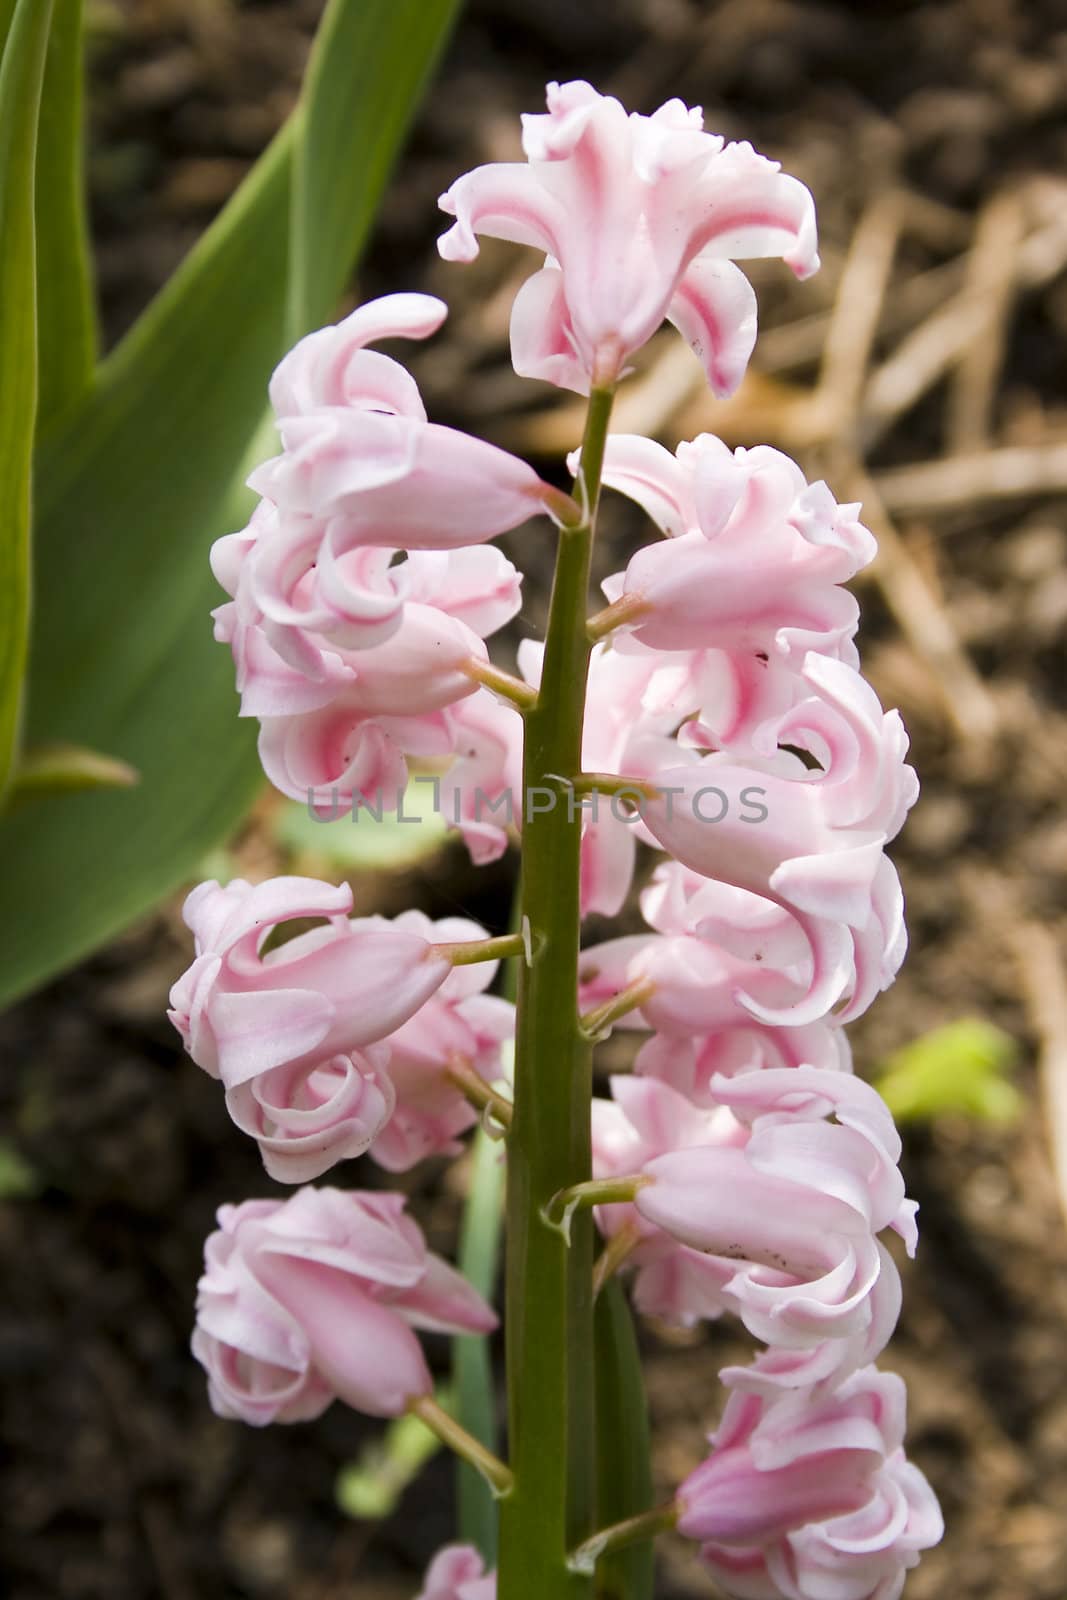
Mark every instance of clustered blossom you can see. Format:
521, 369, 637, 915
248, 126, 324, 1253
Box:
194, 1187, 495, 1423
168, 878, 514, 1180
210, 290, 545, 837
168, 78, 942, 1600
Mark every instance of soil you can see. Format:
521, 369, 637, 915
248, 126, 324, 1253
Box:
4, 1, 1067, 1596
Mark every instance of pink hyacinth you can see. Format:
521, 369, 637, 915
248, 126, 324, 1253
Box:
249, 409, 559, 552
370, 912, 515, 1172
633, 1068, 915, 1360
438, 80, 818, 393
212, 517, 522, 715
416, 1545, 496, 1600
224, 1042, 396, 1185
268, 291, 447, 421
167, 877, 453, 1089
641, 655, 917, 1025
193, 1187, 496, 1424
677, 1366, 943, 1600
594, 435, 875, 749
251, 289, 561, 546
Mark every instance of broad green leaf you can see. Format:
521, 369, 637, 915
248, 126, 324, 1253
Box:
0, 0, 53, 801
35, 0, 97, 432
289, 0, 460, 336
0, 0, 462, 1006
874, 1017, 1022, 1123
593, 1280, 654, 1600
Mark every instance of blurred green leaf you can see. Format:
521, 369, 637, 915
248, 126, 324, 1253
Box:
873, 1017, 1022, 1123
0, 1139, 42, 1199
275, 783, 450, 873
453, 912, 518, 1562
592, 1280, 655, 1600
336, 1387, 455, 1521
455, 1117, 507, 1561
288, 0, 461, 337
0, 0, 462, 1006
0, 0, 53, 802
35, 0, 96, 432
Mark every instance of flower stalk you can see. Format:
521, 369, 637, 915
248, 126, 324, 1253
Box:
497, 385, 614, 1599
410, 1395, 515, 1499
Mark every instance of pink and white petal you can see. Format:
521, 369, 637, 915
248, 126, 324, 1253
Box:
438, 161, 567, 260
668, 258, 758, 398
510, 265, 590, 394
598, 433, 699, 536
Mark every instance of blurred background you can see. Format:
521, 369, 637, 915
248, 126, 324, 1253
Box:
4, 0, 1067, 1595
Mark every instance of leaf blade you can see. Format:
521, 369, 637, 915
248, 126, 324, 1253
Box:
0, 0, 54, 799
35, 0, 96, 433
0, 1, 462, 1004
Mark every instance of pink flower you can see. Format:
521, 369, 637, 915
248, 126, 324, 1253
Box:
634, 1022, 851, 1104
224, 1043, 396, 1184
193, 1188, 497, 1424
578, 930, 838, 1038
633, 1069, 915, 1358
439, 80, 818, 393
370, 913, 515, 1172
416, 1545, 496, 1600
252, 601, 493, 809
677, 1366, 943, 1600
167, 877, 453, 1088
260, 703, 453, 814
268, 292, 447, 421
641, 656, 917, 1023
250, 408, 558, 552
594, 436, 875, 748
214, 527, 516, 720
251, 288, 561, 545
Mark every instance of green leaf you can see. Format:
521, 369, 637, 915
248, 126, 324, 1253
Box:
0, 0, 462, 1007
873, 1017, 1022, 1123
34, 0, 97, 433
288, 0, 461, 336
0, 0, 53, 802
453, 900, 518, 1563
593, 1281, 654, 1600
454, 1118, 507, 1561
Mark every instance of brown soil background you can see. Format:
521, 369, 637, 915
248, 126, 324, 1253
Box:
4, 1, 1067, 1596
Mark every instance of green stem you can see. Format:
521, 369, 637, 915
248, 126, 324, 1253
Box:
579, 978, 657, 1041
446, 1055, 514, 1129
439, 932, 528, 967
409, 1395, 514, 1498
544, 1176, 650, 1234
497, 385, 615, 1599
567, 1503, 680, 1579
462, 657, 540, 711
